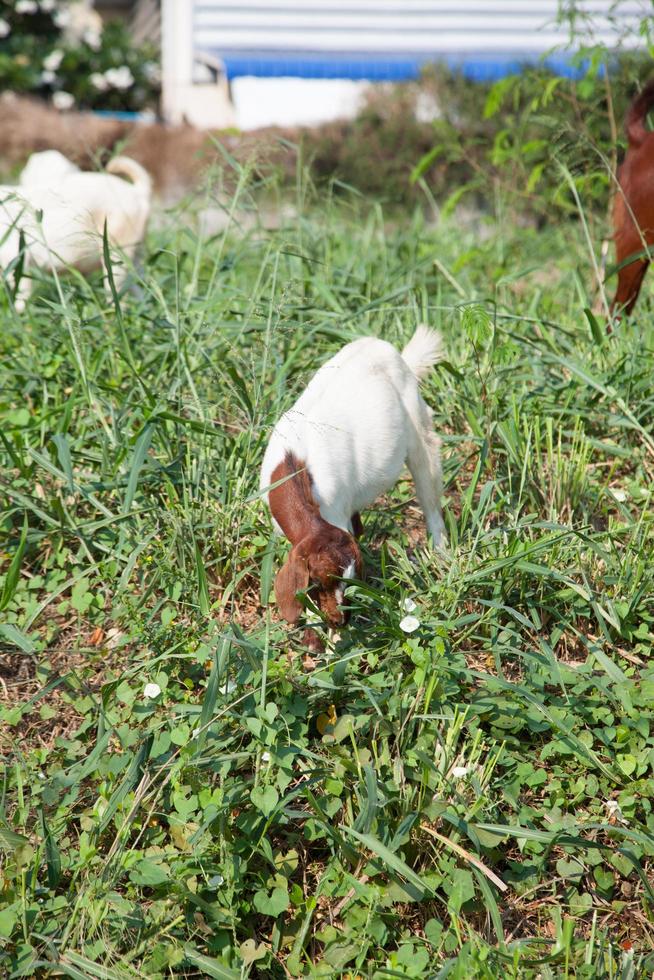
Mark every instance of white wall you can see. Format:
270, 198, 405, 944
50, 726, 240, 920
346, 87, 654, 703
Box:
192, 0, 647, 60
162, 1, 650, 129
231, 77, 369, 130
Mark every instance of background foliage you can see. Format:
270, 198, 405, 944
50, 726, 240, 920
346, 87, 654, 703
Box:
1, 163, 654, 975
2, 0, 654, 976
0, 0, 158, 113
304, 49, 650, 228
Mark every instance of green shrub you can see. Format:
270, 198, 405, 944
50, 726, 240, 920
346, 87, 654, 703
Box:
302, 50, 653, 225
0, 0, 158, 113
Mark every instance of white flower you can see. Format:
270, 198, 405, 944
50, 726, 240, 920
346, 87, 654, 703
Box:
207, 873, 224, 887
83, 28, 101, 50
221, 678, 237, 695
399, 615, 420, 633
90, 72, 109, 92
609, 488, 627, 502
16, 0, 38, 13
40, 0, 56, 10
451, 765, 470, 778
54, 9, 71, 28
143, 62, 160, 82
605, 799, 627, 823
41, 70, 57, 85
0, 18, 10, 38
52, 91, 75, 111
104, 66, 135, 90
261, 751, 271, 763
143, 682, 161, 699
43, 49, 64, 72
402, 597, 417, 613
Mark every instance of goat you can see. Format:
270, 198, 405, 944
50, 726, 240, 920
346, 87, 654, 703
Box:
0, 154, 152, 311
611, 78, 654, 317
260, 325, 446, 647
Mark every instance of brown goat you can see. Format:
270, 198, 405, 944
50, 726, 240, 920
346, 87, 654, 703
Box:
611, 78, 654, 316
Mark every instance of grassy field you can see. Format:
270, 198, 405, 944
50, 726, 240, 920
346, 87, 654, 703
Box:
1, 177, 654, 978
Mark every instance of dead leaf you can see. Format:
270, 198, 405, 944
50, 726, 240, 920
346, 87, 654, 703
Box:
317, 704, 337, 735
105, 627, 124, 649
89, 627, 104, 647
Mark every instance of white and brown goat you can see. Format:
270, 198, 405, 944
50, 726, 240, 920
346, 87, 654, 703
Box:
260, 325, 447, 647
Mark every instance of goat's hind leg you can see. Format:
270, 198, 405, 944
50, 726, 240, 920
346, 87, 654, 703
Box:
407, 421, 446, 548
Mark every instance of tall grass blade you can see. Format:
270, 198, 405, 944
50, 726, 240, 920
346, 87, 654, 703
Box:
0, 515, 28, 611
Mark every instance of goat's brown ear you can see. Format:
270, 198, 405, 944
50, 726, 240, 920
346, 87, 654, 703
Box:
275, 546, 310, 623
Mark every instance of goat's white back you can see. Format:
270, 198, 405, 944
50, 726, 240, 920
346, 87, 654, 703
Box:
0, 158, 152, 308
261, 329, 446, 543
20, 150, 80, 187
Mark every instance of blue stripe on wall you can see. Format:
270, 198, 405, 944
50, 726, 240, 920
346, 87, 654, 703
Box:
213, 50, 587, 81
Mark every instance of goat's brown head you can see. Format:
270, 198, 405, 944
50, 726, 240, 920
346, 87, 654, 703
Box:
275, 526, 362, 627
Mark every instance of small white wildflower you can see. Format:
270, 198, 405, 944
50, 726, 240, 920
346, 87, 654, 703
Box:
43, 49, 64, 72
104, 66, 134, 90
143, 682, 161, 699
0, 18, 10, 38
610, 488, 627, 503
451, 766, 469, 778
402, 597, 417, 613
90, 72, 109, 92
41, 70, 56, 85
399, 614, 420, 634
54, 8, 70, 27
40, 0, 56, 10
83, 28, 101, 50
52, 91, 75, 111
221, 678, 237, 695
605, 800, 627, 823
16, 0, 38, 13
143, 61, 160, 82
261, 751, 271, 763
207, 873, 224, 887
190, 728, 200, 740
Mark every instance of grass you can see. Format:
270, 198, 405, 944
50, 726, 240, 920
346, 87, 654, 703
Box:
1, 172, 654, 978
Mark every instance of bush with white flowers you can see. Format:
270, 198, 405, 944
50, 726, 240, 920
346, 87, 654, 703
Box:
0, 0, 159, 113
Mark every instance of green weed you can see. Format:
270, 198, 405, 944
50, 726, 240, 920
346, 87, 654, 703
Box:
1, 180, 653, 978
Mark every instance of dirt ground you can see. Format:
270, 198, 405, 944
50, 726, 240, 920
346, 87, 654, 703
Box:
0, 92, 297, 201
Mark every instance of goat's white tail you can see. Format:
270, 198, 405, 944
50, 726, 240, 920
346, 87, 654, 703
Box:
401, 324, 443, 380
107, 156, 152, 197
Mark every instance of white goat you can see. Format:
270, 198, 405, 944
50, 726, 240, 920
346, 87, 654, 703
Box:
1, 153, 152, 310
260, 325, 446, 638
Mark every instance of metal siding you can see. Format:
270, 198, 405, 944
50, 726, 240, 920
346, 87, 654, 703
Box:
190, 1, 649, 79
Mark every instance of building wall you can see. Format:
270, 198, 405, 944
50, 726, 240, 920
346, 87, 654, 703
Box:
192, 0, 647, 80
162, 0, 649, 129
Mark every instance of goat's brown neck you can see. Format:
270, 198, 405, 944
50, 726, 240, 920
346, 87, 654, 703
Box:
269, 453, 329, 545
